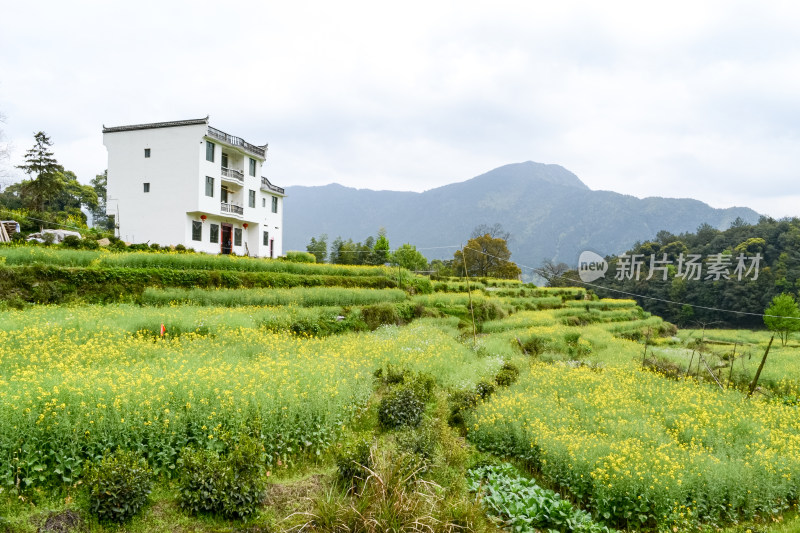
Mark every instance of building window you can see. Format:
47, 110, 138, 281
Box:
210, 223, 219, 243
248, 190, 256, 208
144, 148, 151, 158
263, 231, 269, 246
249, 158, 256, 176
192, 221, 202, 241
221, 153, 228, 169
262, 197, 266, 208
271, 196, 278, 213
206, 141, 215, 162
205, 176, 214, 197
234, 228, 242, 246
143, 182, 150, 193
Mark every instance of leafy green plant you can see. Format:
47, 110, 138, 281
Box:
335, 436, 372, 491
176, 437, 266, 519
378, 387, 424, 430
468, 463, 615, 533
85, 449, 153, 523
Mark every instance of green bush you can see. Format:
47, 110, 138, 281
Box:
177, 437, 266, 519
475, 378, 496, 398
361, 303, 402, 330
336, 437, 372, 491
495, 362, 520, 387
523, 335, 547, 356
285, 250, 316, 263
378, 387, 424, 430
85, 449, 153, 523
61, 235, 82, 249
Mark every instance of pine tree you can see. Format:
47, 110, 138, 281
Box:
16, 132, 65, 212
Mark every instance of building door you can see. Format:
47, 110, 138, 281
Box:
221, 224, 233, 254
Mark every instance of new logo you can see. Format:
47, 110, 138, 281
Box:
578, 251, 608, 282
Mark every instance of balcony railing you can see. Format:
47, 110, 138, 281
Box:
260, 177, 285, 195
220, 202, 244, 216
221, 167, 244, 183
208, 126, 266, 158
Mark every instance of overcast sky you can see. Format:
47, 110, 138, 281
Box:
1, 1, 799, 218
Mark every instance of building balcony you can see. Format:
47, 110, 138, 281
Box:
260, 176, 285, 195
220, 202, 244, 217
208, 126, 267, 158
221, 167, 244, 185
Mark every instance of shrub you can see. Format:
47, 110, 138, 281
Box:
85, 449, 153, 523
495, 362, 520, 387
523, 335, 546, 356
447, 388, 479, 428
361, 303, 402, 330
61, 235, 82, 249
177, 436, 266, 519
285, 250, 316, 263
378, 387, 424, 430
476, 378, 496, 398
336, 436, 372, 491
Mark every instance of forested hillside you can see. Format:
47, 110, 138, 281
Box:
593, 217, 800, 327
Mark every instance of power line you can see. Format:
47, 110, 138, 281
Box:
461, 245, 800, 321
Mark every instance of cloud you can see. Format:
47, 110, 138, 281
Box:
1, 0, 799, 217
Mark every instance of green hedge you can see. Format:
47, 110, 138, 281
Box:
0, 265, 398, 305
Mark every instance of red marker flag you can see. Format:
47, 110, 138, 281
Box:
160, 324, 166, 337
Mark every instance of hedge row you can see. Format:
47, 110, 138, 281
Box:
0, 265, 399, 305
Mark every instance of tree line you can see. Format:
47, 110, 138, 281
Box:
306, 223, 522, 279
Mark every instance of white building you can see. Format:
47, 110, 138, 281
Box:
103, 117, 284, 258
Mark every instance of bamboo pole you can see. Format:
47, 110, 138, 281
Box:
461, 245, 477, 347
748, 335, 774, 398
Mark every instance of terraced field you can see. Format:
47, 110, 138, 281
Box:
1, 245, 798, 532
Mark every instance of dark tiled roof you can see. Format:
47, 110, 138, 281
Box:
102, 117, 209, 133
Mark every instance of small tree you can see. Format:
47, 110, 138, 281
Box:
392, 243, 428, 271
539, 259, 570, 286
91, 170, 111, 229
372, 228, 390, 265
454, 234, 521, 279
306, 234, 328, 263
763, 293, 800, 347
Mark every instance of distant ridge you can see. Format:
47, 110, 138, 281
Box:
283, 161, 760, 273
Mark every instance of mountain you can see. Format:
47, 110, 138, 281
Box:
282, 161, 761, 274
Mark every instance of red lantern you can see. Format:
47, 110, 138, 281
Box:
243, 223, 249, 229
200, 215, 207, 223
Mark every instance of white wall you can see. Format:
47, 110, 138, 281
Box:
104, 124, 204, 245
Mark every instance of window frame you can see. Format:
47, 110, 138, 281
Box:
206, 141, 215, 162
144, 148, 151, 158
249, 158, 256, 177
205, 176, 214, 197
234, 228, 242, 247
263, 231, 269, 246
143, 182, 150, 193
191, 221, 202, 241
248, 189, 256, 208
271, 196, 278, 213
210, 223, 219, 243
